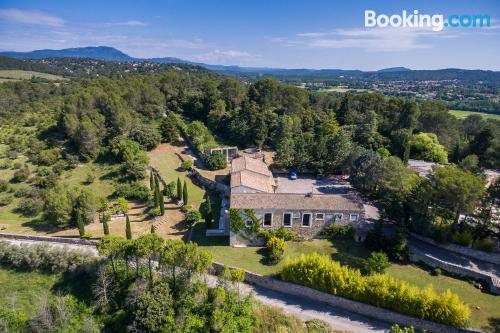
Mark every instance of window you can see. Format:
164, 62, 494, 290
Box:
283, 212, 292, 227
334, 213, 343, 221
315, 213, 324, 221
246, 219, 253, 227
302, 213, 312, 227
349, 214, 359, 222
263, 213, 273, 227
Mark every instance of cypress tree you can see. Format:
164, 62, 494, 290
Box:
103, 218, 110, 235
150, 225, 155, 234
159, 192, 165, 215
125, 214, 132, 240
150, 170, 154, 190
205, 196, 213, 225
182, 180, 188, 205
177, 177, 182, 200
154, 174, 160, 194
155, 177, 161, 207
76, 212, 85, 237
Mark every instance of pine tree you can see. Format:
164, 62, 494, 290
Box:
103, 218, 110, 235
182, 180, 188, 205
76, 212, 85, 237
150, 170, 154, 190
177, 177, 182, 200
159, 192, 165, 215
125, 214, 132, 240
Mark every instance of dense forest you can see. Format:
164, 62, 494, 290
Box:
0, 62, 498, 252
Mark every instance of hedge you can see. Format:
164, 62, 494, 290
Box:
0, 241, 96, 273
280, 253, 469, 328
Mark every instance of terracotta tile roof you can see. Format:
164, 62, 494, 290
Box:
231, 156, 275, 192
232, 156, 272, 177
230, 193, 364, 211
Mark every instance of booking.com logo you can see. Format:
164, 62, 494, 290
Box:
365, 10, 491, 31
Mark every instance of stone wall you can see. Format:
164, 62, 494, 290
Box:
211, 262, 481, 333
0, 232, 97, 246
247, 209, 361, 239
410, 233, 500, 265
409, 245, 500, 295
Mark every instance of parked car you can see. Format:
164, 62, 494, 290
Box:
289, 170, 297, 180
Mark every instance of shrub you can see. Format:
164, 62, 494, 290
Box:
473, 237, 496, 252
390, 324, 417, 333
0, 241, 96, 272
11, 165, 30, 183
363, 251, 390, 274
147, 207, 162, 218
451, 230, 474, 247
281, 253, 470, 327
17, 197, 43, 216
431, 268, 442, 276
305, 319, 335, 333
320, 225, 354, 238
261, 227, 297, 242
0, 179, 9, 192
114, 182, 150, 202
266, 236, 285, 265
185, 210, 201, 229
204, 151, 227, 170
163, 181, 176, 199
0, 193, 13, 206
180, 159, 193, 171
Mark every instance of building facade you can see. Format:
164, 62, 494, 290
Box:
228, 156, 366, 245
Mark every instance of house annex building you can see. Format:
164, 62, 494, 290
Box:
229, 155, 367, 245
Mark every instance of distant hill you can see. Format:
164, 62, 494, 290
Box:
377, 67, 412, 73
1, 46, 499, 84
0, 46, 132, 61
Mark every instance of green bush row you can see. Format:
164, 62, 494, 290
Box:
0, 241, 96, 273
280, 253, 469, 328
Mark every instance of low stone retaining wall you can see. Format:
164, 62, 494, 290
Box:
410, 245, 500, 295
410, 233, 500, 265
0, 233, 97, 246
211, 262, 482, 333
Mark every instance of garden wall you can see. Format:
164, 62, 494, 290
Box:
409, 244, 500, 295
211, 262, 483, 333
0, 232, 97, 246
410, 233, 500, 265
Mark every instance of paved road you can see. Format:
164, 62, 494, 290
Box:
1, 238, 390, 333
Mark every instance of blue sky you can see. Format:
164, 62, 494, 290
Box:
0, 0, 499, 70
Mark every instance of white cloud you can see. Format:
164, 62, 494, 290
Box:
193, 49, 254, 64
0, 8, 65, 26
99, 20, 149, 27
271, 26, 464, 52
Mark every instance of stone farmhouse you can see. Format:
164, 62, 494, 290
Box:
229, 155, 366, 245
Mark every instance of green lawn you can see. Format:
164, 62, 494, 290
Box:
60, 162, 117, 198
449, 109, 500, 121
149, 144, 206, 209
0, 70, 65, 82
197, 236, 499, 331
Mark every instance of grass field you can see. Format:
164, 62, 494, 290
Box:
449, 109, 500, 121
0, 70, 64, 82
195, 235, 500, 331
148, 142, 206, 209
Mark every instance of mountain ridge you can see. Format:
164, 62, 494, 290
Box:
1, 46, 499, 80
